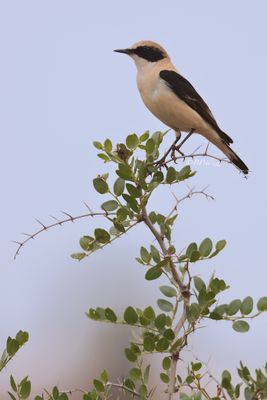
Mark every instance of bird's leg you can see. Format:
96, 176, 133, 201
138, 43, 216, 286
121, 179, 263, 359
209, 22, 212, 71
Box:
171, 129, 195, 161
154, 130, 181, 167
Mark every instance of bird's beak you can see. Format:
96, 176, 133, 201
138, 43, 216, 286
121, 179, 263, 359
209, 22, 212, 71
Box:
114, 48, 132, 55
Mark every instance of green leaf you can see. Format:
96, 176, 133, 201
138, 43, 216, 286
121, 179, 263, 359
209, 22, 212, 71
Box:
187, 303, 201, 323
105, 308, 117, 322
112, 220, 125, 233
185, 375, 194, 384
52, 386, 59, 398
192, 362, 202, 371
148, 212, 157, 224
155, 314, 166, 329
150, 245, 161, 262
208, 239, 227, 258
143, 336, 155, 352
235, 383, 241, 397
190, 250, 200, 262
101, 370, 108, 383
97, 153, 110, 162
240, 296, 253, 315
156, 338, 169, 352
87, 308, 100, 320
145, 266, 162, 281
227, 299, 241, 315
177, 165, 191, 180
93, 379, 105, 392
10, 375, 17, 392
124, 307, 138, 324
8, 393, 17, 400
140, 247, 150, 263
213, 304, 228, 316
157, 299, 173, 312
126, 183, 142, 198
93, 177, 109, 194
199, 238, 213, 257
101, 200, 118, 212
257, 297, 267, 311
79, 236, 94, 251
116, 164, 133, 181
180, 394, 190, 400
163, 328, 175, 341
15, 331, 29, 346
244, 387, 253, 400
162, 357, 171, 370
122, 194, 139, 212
71, 252, 87, 261
130, 368, 142, 381
146, 138, 156, 155
160, 286, 177, 298
139, 384, 147, 399
143, 306, 155, 320
186, 242, 197, 258
139, 131, 149, 142
233, 320, 250, 333
125, 348, 137, 362
117, 207, 128, 221
166, 167, 176, 183
216, 239, 226, 251
143, 365, 150, 384
94, 228, 110, 244
113, 177, 125, 196
124, 378, 135, 390
126, 134, 139, 150
194, 276, 206, 292
93, 141, 103, 150
20, 380, 31, 399
160, 373, 170, 383
104, 138, 112, 152
6, 338, 19, 356
59, 393, 69, 400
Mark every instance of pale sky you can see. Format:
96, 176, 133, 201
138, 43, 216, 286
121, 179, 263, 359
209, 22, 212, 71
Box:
1, 1, 267, 398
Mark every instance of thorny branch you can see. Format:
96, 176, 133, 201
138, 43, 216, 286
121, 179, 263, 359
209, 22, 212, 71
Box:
165, 143, 231, 167
13, 206, 117, 259
13, 184, 213, 261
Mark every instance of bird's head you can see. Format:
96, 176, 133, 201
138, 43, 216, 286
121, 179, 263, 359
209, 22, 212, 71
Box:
114, 40, 169, 70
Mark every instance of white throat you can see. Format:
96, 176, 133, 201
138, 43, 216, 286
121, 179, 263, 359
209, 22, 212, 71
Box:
131, 54, 156, 73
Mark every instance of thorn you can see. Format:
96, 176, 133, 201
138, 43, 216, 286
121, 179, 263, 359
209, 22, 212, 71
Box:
61, 211, 74, 221
35, 219, 47, 229
22, 233, 33, 238
192, 145, 202, 155
50, 215, 60, 222
11, 240, 23, 245
83, 202, 94, 214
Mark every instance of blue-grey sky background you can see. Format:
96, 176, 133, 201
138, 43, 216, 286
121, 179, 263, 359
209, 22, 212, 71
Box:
1, 0, 267, 398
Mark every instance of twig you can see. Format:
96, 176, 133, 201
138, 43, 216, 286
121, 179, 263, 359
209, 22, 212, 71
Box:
166, 187, 214, 220
13, 210, 117, 259
165, 150, 230, 166
106, 381, 140, 397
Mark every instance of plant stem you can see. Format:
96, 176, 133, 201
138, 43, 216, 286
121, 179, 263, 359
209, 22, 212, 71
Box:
141, 206, 191, 399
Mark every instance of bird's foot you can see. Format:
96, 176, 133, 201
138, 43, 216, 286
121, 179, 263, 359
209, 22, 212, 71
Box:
171, 146, 185, 162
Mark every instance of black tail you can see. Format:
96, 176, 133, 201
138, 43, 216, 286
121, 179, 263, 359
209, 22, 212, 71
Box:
223, 142, 249, 175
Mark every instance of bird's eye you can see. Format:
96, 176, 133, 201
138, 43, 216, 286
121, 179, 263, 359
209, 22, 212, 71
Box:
134, 46, 165, 62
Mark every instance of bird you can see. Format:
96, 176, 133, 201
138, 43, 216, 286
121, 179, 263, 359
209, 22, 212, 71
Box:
114, 40, 249, 174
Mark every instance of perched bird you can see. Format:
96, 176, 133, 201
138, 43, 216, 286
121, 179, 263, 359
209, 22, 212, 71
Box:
114, 40, 249, 174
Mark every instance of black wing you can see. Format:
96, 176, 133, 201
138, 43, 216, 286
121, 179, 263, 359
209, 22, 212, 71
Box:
159, 70, 233, 144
